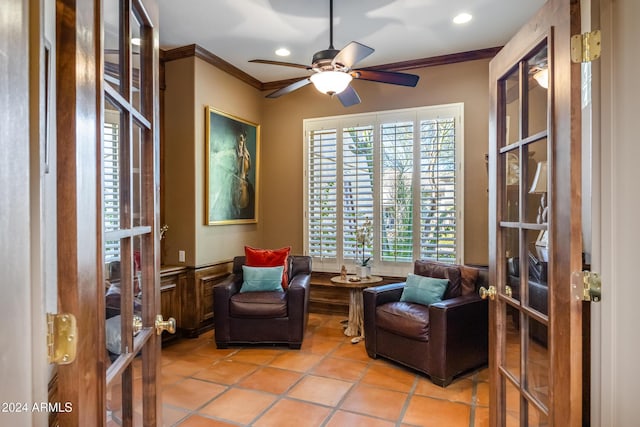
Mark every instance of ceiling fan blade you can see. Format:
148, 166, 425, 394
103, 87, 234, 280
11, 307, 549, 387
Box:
353, 69, 420, 87
266, 78, 312, 98
336, 85, 361, 107
332, 41, 374, 69
249, 59, 310, 70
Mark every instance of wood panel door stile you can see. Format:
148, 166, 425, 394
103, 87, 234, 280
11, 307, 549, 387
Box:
488, 0, 583, 426
56, 0, 102, 424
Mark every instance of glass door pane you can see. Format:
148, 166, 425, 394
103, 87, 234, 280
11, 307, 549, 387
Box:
104, 0, 123, 94
103, 0, 159, 424
504, 68, 521, 146
497, 37, 551, 426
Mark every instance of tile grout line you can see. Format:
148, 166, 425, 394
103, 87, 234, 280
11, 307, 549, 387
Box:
190, 316, 348, 426
396, 375, 419, 427
469, 371, 479, 427
160, 314, 487, 427
318, 347, 377, 427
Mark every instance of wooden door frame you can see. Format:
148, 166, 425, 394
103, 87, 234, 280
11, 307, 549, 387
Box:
488, 0, 583, 425
0, 0, 49, 425
597, 0, 640, 425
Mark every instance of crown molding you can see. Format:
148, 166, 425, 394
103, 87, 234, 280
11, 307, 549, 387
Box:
161, 44, 502, 92
161, 44, 262, 90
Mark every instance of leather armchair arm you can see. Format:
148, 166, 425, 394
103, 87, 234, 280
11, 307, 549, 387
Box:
287, 272, 311, 342
213, 274, 242, 345
363, 282, 405, 306
428, 295, 488, 384
430, 293, 482, 311
363, 282, 405, 358
214, 274, 242, 299
287, 273, 310, 316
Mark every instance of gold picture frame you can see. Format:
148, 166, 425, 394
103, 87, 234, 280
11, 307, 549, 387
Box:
205, 106, 260, 225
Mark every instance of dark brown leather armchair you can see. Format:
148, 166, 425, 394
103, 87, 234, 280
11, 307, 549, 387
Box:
213, 255, 311, 349
363, 260, 488, 386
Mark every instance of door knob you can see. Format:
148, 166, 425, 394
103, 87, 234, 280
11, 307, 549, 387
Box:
479, 286, 497, 301
505, 285, 513, 299
155, 314, 176, 335
132, 315, 143, 335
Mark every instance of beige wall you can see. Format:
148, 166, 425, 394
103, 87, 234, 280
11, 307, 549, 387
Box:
164, 56, 264, 267
164, 57, 196, 265
163, 55, 490, 267
193, 58, 264, 266
261, 59, 490, 265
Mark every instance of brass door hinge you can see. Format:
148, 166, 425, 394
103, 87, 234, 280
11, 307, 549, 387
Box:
47, 313, 77, 365
571, 271, 601, 302
571, 30, 601, 63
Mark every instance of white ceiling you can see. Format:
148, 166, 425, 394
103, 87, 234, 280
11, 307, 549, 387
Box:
157, 0, 546, 82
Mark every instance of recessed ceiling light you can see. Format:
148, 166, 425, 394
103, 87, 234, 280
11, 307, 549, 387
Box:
453, 13, 473, 24
275, 48, 291, 57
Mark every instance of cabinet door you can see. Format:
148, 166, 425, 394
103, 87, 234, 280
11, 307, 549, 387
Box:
200, 272, 230, 323
160, 272, 185, 339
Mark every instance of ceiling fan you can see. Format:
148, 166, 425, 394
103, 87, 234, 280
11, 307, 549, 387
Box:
250, 0, 420, 107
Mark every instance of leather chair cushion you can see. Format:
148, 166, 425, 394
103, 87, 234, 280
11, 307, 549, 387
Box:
460, 265, 479, 296
414, 260, 462, 299
230, 291, 287, 318
376, 301, 430, 342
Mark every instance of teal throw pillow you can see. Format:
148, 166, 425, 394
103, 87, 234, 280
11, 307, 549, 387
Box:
400, 274, 449, 306
241, 265, 284, 293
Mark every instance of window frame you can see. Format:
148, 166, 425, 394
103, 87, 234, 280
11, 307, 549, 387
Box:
303, 103, 465, 277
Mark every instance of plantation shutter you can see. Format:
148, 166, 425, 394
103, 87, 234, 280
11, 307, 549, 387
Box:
308, 128, 338, 259
380, 121, 414, 263
419, 117, 457, 262
304, 104, 463, 275
342, 125, 375, 264
103, 121, 120, 260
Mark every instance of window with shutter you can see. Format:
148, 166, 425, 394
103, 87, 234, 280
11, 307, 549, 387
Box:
307, 127, 338, 262
103, 119, 120, 261
420, 117, 458, 262
343, 125, 374, 265
381, 121, 414, 263
304, 104, 463, 276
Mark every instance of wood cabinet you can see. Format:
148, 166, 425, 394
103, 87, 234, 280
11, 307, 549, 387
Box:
180, 263, 231, 338
160, 266, 187, 343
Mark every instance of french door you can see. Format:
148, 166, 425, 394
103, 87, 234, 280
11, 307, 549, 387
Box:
102, 0, 164, 425
55, 0, 164, 425
487, 0, 583, 425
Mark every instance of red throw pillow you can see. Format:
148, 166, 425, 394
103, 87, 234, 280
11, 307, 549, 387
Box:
244, 246, 291, 289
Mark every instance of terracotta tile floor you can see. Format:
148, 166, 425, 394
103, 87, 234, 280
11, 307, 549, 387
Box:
127, 312, 490, 426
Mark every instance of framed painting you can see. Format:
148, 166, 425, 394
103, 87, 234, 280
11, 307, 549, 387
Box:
205, 106, 260, 225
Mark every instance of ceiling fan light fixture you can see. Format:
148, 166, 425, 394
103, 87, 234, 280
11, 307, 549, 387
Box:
533, 68, 549, 89
310, 71, 352, 95
453, 13, 473, 24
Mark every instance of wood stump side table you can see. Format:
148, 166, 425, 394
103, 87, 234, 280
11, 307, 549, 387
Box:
330, 275, 382, 342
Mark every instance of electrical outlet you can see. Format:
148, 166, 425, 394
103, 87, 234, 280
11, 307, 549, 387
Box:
178, 250, 185, 263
